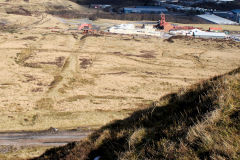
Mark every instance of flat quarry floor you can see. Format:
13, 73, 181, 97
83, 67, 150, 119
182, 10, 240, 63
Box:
0, 13, 240, 132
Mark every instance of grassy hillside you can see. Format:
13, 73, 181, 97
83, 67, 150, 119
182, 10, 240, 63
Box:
33, 66, 240, 160
0, 0, 95, 17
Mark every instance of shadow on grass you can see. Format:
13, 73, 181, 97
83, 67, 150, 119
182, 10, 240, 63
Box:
33, 67, 240, 160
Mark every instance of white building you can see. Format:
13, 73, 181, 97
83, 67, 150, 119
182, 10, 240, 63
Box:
108, 24, 165, 37
170, 29, 227, 39
189, 29, 227, 38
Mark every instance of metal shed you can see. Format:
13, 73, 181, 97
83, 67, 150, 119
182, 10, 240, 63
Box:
231, 9, 240, 14
123, 7, 168, 14
189, 29, 227, 39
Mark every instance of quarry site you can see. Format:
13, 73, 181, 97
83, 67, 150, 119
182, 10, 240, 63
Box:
0, 0, 239, 159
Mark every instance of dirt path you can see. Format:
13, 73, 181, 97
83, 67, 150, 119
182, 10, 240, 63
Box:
0, 129, 91, 146
46, 35, 87, 99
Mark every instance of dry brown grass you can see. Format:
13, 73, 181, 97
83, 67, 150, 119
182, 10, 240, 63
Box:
0, 146, 52, 160
15, 47, 35, 65
0, 14, 239, 160
0, 110, 130, 131
48, 75, 63, 90
128, 128, 146, 148
34, 67, 240, 160
35, 98, 54, 110
0, 3, 239, 159
63, 95, 88, 102
0, 32, 239, 134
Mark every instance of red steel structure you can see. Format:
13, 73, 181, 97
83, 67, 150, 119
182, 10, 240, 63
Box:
78, 24, 94, 34
160, 13, 166, 27
209, 27, 222, 32
155, 13, 196, 32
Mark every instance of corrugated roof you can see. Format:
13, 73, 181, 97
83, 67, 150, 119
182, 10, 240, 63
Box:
190, 29, 227, 37
197, 14, 237, 25
194, 32, 226, 37
124, 7, 168, 12
232, 9, 240, 14
136, 6, 166, 9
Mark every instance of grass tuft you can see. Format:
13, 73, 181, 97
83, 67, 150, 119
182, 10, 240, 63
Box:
15, 47, 35, 65
35, 98, 54, 110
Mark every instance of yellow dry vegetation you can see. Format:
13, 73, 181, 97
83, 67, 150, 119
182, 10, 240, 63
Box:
0, 13, 239, 132
0, 146, 51, 160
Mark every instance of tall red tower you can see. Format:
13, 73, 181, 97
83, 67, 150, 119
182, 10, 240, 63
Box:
160, 13, 166, 27
155, 13, 173, 32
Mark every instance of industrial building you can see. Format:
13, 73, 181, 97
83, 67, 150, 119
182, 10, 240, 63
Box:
197, 14, 238, 24
123, 6, 168, 14
154, 0, 179, 5
231, 9, 240, 23
89, 4, 111, 9
170, 29, 227, 39
189, 29, 227, 38
108, 24, 166, 37
213, 11, 235, 21
232, 9, 240, 14
108, 13, 230, 40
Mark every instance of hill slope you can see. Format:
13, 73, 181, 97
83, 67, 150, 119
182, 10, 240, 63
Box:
0, 0, 93, 16
33, 67, 240, 160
